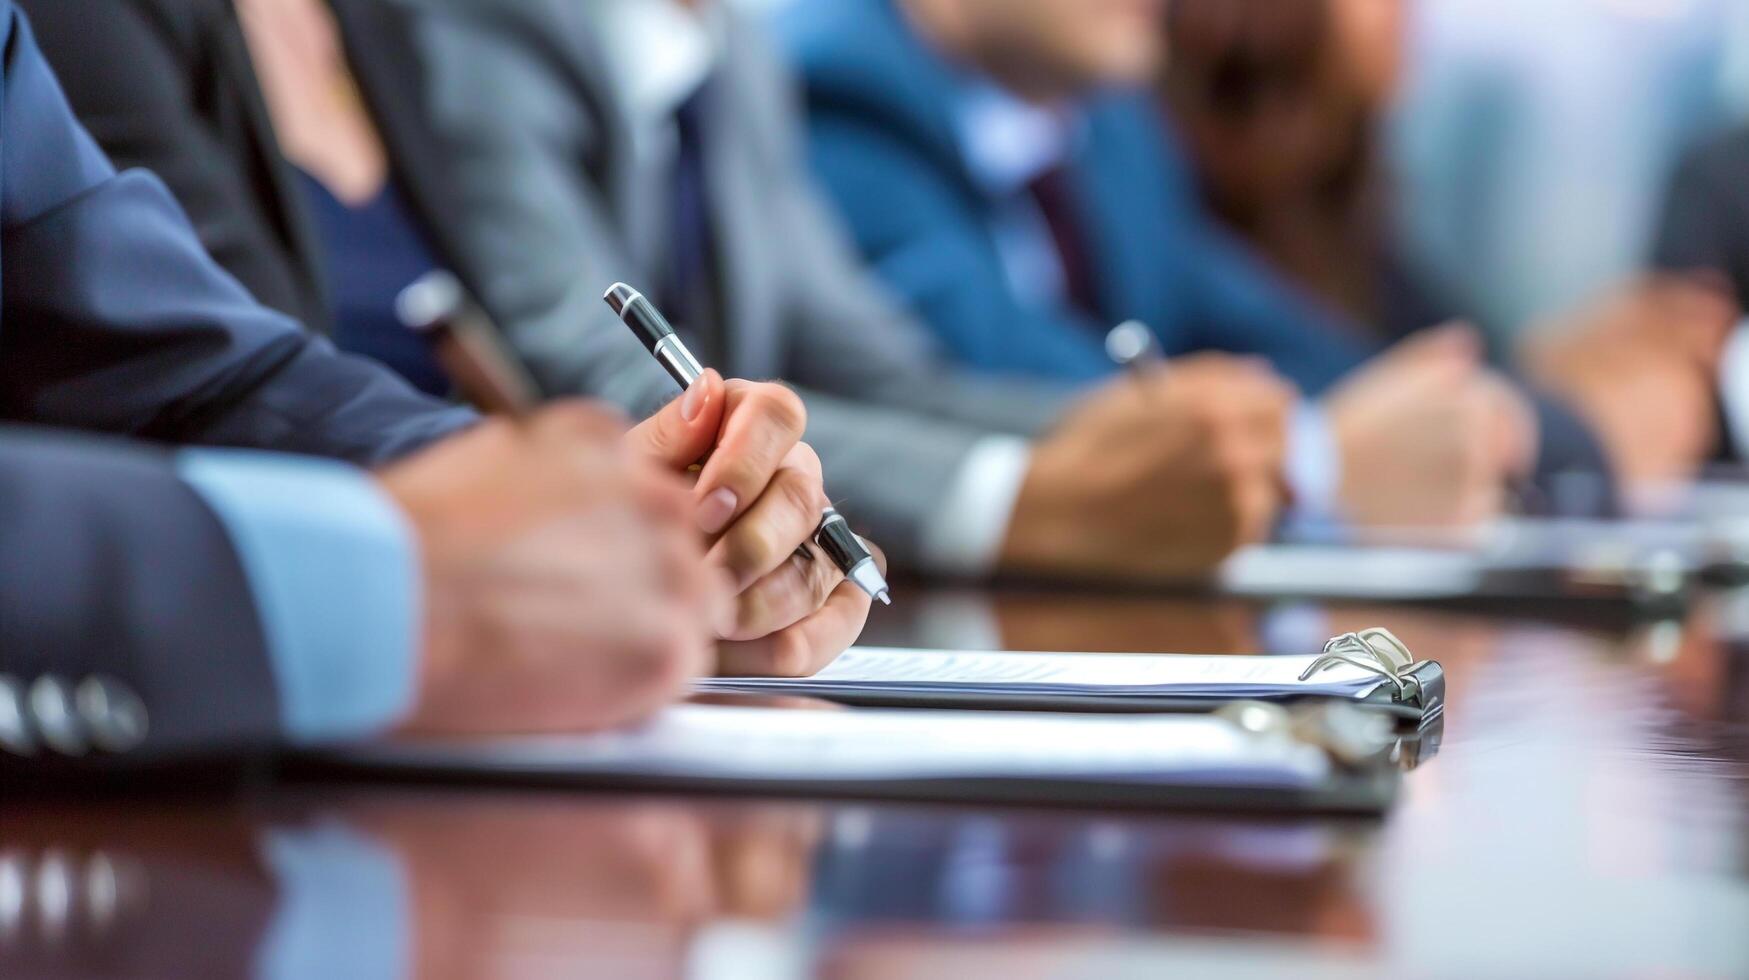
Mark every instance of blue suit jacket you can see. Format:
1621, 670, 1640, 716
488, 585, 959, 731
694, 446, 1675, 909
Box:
777, 0, 1372, 394
0, 3, 469, 768
778, 0, 1613, 509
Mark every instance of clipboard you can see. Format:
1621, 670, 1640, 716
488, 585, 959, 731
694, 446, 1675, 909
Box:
698, 628, 1445, 725
319, 700, 1406, 814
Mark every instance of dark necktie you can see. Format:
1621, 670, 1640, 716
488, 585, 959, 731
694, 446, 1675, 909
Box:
663, 89, 722, 364
1028, 166, 1100, 317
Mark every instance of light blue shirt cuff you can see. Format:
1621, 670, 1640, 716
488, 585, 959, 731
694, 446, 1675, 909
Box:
179, 449, 420, 745
257, 825, 409, 980
1284, 403, 1344, 532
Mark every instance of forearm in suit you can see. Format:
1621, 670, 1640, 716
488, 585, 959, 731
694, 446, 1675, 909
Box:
0, 8, 471, 465
0, 429, 281, 769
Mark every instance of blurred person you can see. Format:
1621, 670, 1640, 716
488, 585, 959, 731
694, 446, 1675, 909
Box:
21, 0, 876, 689
0, 0, 865, 778
1650, 124, 1749, 465
1165, 0, 1737, 489
357, 0, 1299, 583
1162, 0, 1436, 336
30, 0, 1300, 587
780, 0, 1613, 527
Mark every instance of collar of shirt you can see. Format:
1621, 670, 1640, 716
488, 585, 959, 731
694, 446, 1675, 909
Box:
592, 0, 722, 132
953, 81, 1078, 198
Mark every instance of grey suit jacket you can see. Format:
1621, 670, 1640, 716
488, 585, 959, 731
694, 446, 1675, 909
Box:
405, 0, 1078, 567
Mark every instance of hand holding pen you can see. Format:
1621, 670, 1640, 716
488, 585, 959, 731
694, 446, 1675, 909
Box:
605, 283, 891, 606
399, 272, 879, 677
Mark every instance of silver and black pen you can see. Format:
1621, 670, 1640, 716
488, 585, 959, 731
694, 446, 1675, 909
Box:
605, 283, 892, 606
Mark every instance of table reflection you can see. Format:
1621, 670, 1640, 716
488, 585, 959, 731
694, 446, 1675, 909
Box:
3, 587, 1748, 979
0, 805, 269, 979
809, 807, 1373, 938
0, 792, 1391, 980
0, 795, 822, 980
343, 795, 819, 980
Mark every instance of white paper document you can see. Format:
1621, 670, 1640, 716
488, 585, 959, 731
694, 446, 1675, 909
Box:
695, 646, 1391, 704
1224, 517, 1710, 601
347, 703, 1333, 792
1220, 544, 1486, 600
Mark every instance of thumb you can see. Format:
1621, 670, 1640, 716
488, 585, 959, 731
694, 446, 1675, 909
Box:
1378, 322, 1483, 389
1389, 321, 1483, 366
1478, 374, 1539, 478
627, 368, 727, 469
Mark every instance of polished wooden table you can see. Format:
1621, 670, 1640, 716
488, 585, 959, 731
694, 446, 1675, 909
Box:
5, 587, 1749, 978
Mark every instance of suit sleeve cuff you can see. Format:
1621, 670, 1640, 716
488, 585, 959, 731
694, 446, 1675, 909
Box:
919, 436, 1034, 577
178, 450, 420, 745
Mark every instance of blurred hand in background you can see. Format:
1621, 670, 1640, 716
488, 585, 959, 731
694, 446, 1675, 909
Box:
1521, 275, 1737, 487
1003, 354, 1294, 581
1325, 324, 1535, 529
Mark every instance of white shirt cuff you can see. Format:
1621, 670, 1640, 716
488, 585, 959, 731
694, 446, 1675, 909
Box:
1718, 320, 1749, 459
919, 436, 1034, 577
1284, 402, 1343, 527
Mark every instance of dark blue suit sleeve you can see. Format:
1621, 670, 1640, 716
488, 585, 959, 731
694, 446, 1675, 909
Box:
0, 6, 471, 465
0, 427, 281, 767
800, 100, 1374, 393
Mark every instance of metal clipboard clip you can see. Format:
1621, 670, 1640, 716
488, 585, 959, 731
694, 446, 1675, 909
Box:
1297, 627, 1446, 722
1218, 696, 1442, 772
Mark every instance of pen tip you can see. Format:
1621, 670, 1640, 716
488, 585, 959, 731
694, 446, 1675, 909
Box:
877, 590, 892, 606
603, 282, 640, 315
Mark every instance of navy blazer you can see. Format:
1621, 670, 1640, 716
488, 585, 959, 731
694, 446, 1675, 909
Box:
779, 0, 1371, 394
0, 3, 469, 770
779, 0, 1613, 510
0, 4, 466, 463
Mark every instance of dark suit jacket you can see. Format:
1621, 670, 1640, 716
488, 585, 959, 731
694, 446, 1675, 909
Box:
780, 0, 1371, 392
0, 3, 470, 766
17, 0, 490, 341
1654, 126, 1749, 461
1656, 127, 1749, 302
